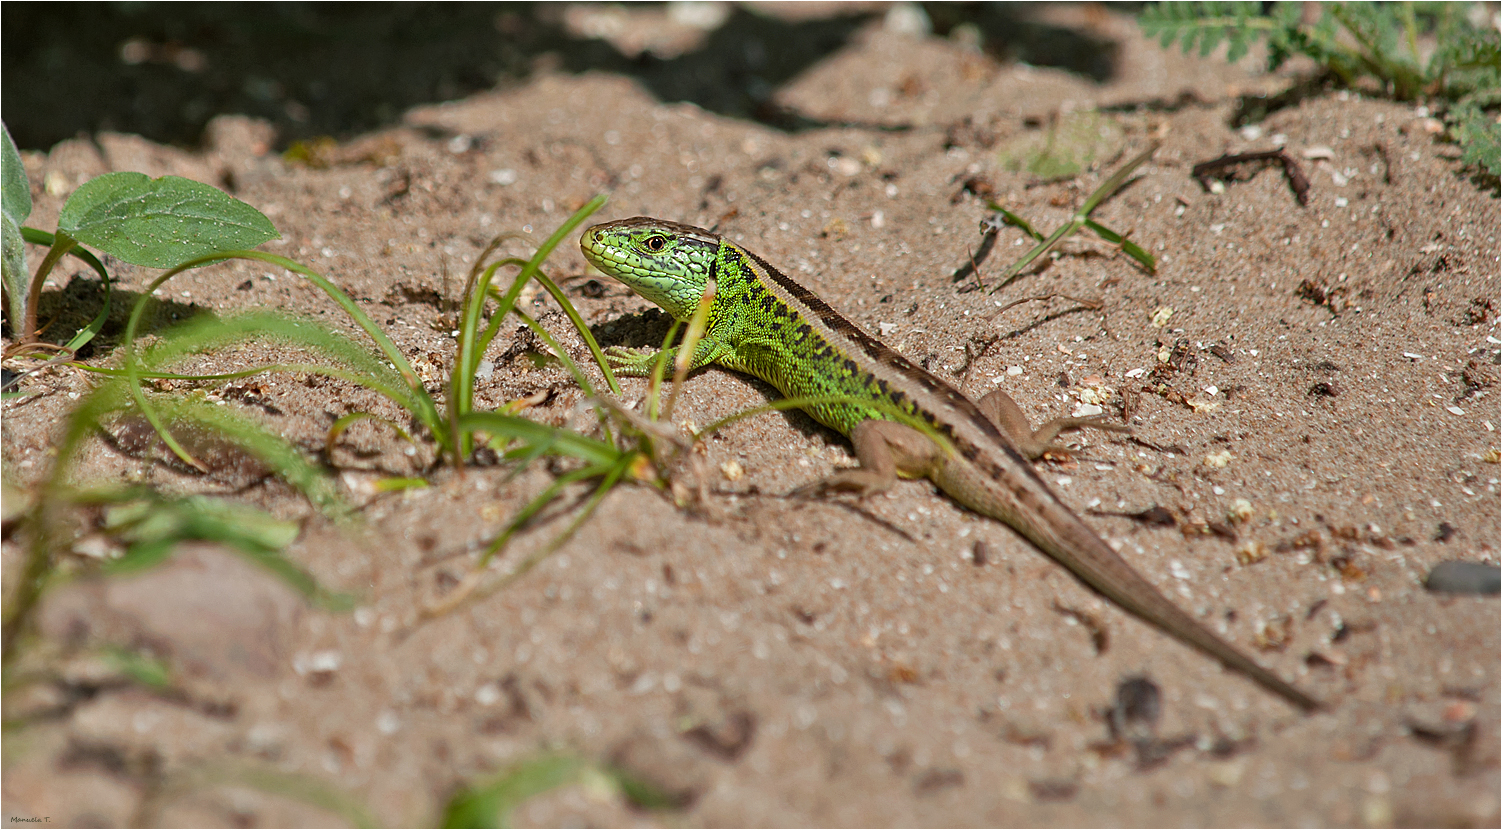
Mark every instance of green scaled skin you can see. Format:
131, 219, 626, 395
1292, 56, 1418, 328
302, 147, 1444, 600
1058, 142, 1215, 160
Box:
581, 217, 930, 436
581, 216, 1323, 712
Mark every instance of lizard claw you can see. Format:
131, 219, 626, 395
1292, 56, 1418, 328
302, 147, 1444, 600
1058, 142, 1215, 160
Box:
602, 345, 658, 376
1018, 416, 1131, 461
790, 469, 893, 500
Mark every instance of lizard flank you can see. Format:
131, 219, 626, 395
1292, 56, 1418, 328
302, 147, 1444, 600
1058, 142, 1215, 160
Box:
581, 216, 1322, 712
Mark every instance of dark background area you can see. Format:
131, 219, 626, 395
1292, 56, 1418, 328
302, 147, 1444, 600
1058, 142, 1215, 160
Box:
2, 2, 1118, 151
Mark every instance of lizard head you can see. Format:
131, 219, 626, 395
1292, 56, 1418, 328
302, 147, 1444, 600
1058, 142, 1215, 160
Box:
581, 217, 720, 320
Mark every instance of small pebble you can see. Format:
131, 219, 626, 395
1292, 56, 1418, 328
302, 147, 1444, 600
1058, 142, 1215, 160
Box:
1424, 561, 1501, 595
1110, 675, 1162, 744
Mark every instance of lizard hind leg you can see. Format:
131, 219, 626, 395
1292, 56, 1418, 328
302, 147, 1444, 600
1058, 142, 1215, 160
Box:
976, 388, 1130, 460
794, 420, 944, 498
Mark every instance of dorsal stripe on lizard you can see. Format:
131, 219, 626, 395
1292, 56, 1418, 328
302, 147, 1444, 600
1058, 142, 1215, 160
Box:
738, 244, 1044, 487
581, 216, 1324, 711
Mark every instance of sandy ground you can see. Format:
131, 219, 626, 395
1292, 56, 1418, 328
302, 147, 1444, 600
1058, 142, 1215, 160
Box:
3, 4, 1499, 827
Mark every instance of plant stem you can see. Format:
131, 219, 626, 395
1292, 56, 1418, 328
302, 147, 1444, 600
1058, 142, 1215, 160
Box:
20, 232, 77, 343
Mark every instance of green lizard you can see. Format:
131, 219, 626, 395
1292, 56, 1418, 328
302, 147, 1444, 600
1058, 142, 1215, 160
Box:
580, 216, 1322, 712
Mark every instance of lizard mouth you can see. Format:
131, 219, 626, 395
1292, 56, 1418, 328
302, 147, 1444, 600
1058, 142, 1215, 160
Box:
579, 228, 625, 273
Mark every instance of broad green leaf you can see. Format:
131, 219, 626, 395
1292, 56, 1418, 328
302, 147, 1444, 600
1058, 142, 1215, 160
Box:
58, 172, 278, 268
2, 122, 30, 228
2, 122, 31, 331
2, 212, 25, 332
104, 495, 301, 553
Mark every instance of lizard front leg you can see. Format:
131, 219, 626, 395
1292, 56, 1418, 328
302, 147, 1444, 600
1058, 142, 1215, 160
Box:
605, 337, 732, 378
975, 388, 1129, 460
799, 420, 944, 496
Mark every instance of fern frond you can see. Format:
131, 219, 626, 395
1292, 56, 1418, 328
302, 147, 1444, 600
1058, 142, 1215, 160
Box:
1139, 2, 1275, 62
1447, 99, 1502, 176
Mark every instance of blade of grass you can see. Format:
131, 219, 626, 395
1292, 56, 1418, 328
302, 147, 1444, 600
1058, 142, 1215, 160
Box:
528, 262, 622, 397
443, 755, 587, 829
4, 380, 347, 661
430, 451, 634, 621
120, 251, 444, 470
457, 411, 624, 469
58, 381, 342, 518
493, 305, 620, 458
226, 252, 442, 432
479, 464, 608, 565
101, 644, 173, 690
107, 462, 344, 605
102, 496, 350, 609
508, 308, 600, 399
147, 763, 378, 829
222, 532, 355, 611
992, 207, 1045, 241
452, 258, 514, 462
644, 320, 685, 422
325, 411, 416, 459
660, 276, 716, 423
147, 396, 344, 515
373, 477, 429, 492
1082, 219, 1156, 273
104, 310, 420, 412
988, 141, 1159, 291
451, 196, 610, 460
453, 254, 542, 462
84, 360, 417, 413
103, 494, 299, 555
3, 380, 132, 661
442, 754, 679, 828
418, 461, 613, 621
488, 453, 631, 578
476, 197, 608, 384
606, 763, 683, 811
468, 258, 531, 387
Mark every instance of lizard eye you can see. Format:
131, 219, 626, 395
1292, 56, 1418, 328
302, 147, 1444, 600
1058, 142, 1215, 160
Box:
641, 235, 668, 253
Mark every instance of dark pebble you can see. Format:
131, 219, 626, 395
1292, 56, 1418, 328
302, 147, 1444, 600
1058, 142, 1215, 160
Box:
1424, 561, 1501, 595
